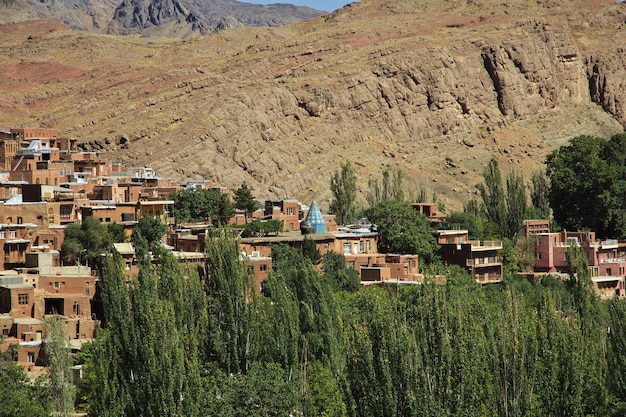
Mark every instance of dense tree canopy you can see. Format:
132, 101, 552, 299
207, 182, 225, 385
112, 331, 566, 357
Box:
171, 188, 234, 224
364, 200, 439, 263
546, 134, 626, 238
0, 348, 50, 417
61, 216, 112, 266
36, 224, 626, 416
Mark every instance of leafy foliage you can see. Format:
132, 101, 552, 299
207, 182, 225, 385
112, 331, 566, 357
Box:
233, 182, 258, 223
82, 220, 626, 417
366, 168, 405, 207
0, 349, 50, 417
132, 214, 167, 248
239, 219, 283, 237
547, 134, 626, 238
61, 216, 112, 266
330, 160, 357, 226
44, 315, 75, 417
323, 251, 361, 293
478, 157, 529, 239
364, 200, 439, 263
171, 188, 234, 224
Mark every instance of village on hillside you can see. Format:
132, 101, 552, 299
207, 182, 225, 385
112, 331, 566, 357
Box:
0, 127, 624, 379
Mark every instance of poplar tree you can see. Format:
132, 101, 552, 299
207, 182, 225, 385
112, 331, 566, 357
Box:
204, 230, 254, 374
330, 160, 357, 226
44, 315, 75, 417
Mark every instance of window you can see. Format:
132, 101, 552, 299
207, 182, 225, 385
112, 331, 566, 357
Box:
259, 264, 267, 272
17, 217, 22, 224
343, 243, 351, 255
54, 282, 60, 289
18, 293, 28, 305
66, 168, 71, 175
59, 168, 64, 176
606, 268, 612, 276
366, 240, 371, 252
537, 252, 542, 260
60, 205, 72, 218
360, 241, 364, 253
85, 288, 90, 296
0, 231, 5, 239
286, 207, 295, 215
27, 352, 35, 363
9, 231, 16, 238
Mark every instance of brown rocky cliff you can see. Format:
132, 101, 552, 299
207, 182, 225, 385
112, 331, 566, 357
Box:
1, 0, 625, 210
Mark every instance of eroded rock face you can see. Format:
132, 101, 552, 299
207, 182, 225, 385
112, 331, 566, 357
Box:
4, 0, 626, 209
588, 50, 626, 128
108, 0, 209, 34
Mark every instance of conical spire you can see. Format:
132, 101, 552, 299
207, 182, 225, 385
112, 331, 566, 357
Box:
304, 200, 326, 234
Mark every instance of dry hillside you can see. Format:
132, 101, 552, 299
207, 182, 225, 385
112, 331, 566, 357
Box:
1, 0, 625, 211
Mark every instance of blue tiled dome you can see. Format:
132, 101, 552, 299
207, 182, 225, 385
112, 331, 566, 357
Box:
304, 200, 326, 234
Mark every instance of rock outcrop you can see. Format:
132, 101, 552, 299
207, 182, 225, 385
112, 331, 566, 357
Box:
0, 0, 324, 37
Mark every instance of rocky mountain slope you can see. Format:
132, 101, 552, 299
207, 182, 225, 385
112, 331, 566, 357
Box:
0, 0, 322, 36
1, 0, 625, 211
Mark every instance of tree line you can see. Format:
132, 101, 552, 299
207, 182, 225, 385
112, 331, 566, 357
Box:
62, 231, 626, 416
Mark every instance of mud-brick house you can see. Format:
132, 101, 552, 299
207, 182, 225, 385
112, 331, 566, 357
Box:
79, 201, 136, 224
534, 231, 626, 298
37, 266, 97, 319
112, 242, 139, 277
411, 202, 446, 227
264, 200, 302, 232
437, 230, 503, 283
245, 253, 272, 295
0, 223, 36, 270
0, 282, 34, 317
357, 254, 423, 283
137, 200, 175, 227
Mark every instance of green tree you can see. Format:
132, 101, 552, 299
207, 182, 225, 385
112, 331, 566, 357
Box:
132, 214, 168, 248
322, 251, 360, 292
88, 249, 207, 417
171, 188, 235, 224
479, 157, 507, 236
546, 134, 626, 238
439, 211, 497, 241
505, 170, 528, 239
107, 222, 127, 243
44, 315, 75, 417
204, 230, 254, 375
302, 236, 322, 265
366, 168, 405, 207
233, 182, 258, 223
330, 160, 357, 226
60, 216, 111, 266
529, 170, 550, 219
478, 157, 529, 239
364, 200, 439, 263
0, 348, 50, 417
226, 362, 295, 417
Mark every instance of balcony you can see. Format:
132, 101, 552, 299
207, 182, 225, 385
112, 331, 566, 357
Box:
599, 257, 626, 264
467, 256, 502, 267
469, 240, 503, 251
